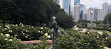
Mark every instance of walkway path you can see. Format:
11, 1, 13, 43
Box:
21, 40, 52, 44
73, 26, 103, 34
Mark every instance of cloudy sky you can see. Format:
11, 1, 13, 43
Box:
80, 0, 111, 9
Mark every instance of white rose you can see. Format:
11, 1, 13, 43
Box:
38, 31, 40, 32
40, 27, 43, 29
9, 30, 12, 32
5, 34, 10, 37
0, 33, 4, 36
9, 39, 13, 41
47, 35, 51, 38
4, 38, 8, 40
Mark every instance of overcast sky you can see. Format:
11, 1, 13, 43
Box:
80, 0, 111, 9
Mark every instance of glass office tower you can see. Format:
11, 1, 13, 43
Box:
74, 0, 80, 5
63, 0, 71, 14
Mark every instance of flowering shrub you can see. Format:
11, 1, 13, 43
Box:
0, 23, 50, 41
0, 33, 25, 49
0, 32, 52, 49
55, 32, 105, 49
25, 33, 51, 49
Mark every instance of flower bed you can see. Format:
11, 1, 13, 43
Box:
0, 33, 25, 49
0, 23, 50, 41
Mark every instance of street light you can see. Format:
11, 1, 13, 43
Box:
90, 10, 93, 30
52, 16, 59, 49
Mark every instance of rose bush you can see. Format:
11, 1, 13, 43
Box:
0, 32, 51, 49
0, 33, 25, 49
55, 32, 104, 49
0, 23, 50, 41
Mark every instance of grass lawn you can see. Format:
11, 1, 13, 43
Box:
65, 29, 80, 33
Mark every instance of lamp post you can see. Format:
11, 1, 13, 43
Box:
52, 16, 59, 49
90, 10, 93, 30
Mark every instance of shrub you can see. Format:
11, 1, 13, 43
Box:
0, 23, 50, 41
55, 32, 104, 49
102, 33, 111, 48
0, 33, 25, 49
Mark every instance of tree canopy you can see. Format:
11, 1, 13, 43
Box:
0, 0, 75, 28
56, 11, 75, 29
104, 14, 111, 24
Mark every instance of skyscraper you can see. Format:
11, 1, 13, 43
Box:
93, 8, 104, 21
74, 0, 80, 5
63, 0, 71, 14
98, 9, 104, 20
103, 3, 108, 18
87, 8, 94, 21
94, 8, 99, 21
57, 0, 75, 15
108, 4, 111, 14
70, 0, 74, 16
80, 4, 84, 20
83, 6, 87, 20
74, 0, 82, 21
74, 4, 80, 22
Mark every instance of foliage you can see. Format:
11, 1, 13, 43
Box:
104, 14, 111, 24
56, 11, 75, 29
25, 34, 51, 49
80, 23, 87, 28
93, 21, 103, 25
0, 33, 25, 49
0, 0, 75, 28
80, 20, 90, 23
93, 24, 111, 32
0, 23, 50, 41
101, 32, 111, 48
0, 0, 62, 26
55, 31, 105, 49
65, 29, 80, 33
0, 32, 51, 49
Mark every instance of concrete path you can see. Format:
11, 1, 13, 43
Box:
74, 26, 104, 34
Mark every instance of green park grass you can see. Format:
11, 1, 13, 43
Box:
65, 29, 80, 34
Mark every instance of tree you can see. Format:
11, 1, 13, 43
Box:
104, 14, 111, 24
56, 11, 75, 29
0, 0, 61, 26
93, 21, 103, 25
0, 0, 75, 28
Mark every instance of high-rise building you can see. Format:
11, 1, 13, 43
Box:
87, 8, 94, 21
94, 8, 99, 21
98, 9, 104, 20
94, 8, 104, 21
108, 4, 111, 14
63, 0, 71, 14
103, 3, 108, 18
57, 0, 74, 15
70, 0, 74, 16
83, 6, 88, 20
74, 0, 80, 5
83, 8, 104, 21
74, 4, 80, 22
80, 4, 85, 20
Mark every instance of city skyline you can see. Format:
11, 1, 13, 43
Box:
81, 0, 111, 9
